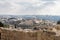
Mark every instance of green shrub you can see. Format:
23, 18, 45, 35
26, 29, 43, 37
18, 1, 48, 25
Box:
57, 20, 60, 24
0, 22, 4, 27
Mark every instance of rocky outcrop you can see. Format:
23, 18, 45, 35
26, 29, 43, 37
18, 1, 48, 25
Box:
0, 28, 59, 40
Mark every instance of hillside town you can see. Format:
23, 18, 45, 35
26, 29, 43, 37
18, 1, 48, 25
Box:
0, 16, 60, 40
0, 16, 57, 29
0, 16, 59, 32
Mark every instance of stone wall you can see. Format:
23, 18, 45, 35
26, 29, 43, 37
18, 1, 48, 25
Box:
0, 28, 59, 40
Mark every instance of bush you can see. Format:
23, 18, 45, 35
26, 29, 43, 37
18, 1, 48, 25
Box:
0, 22, 9, 28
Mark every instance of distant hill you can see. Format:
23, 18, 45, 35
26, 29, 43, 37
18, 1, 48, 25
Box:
21, 15, 60, 21
0, 15, 60, 21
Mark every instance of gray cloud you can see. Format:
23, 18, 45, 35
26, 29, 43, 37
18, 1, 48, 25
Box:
0, 0, 59, 15
41, 0, 56, 1
20, 1, 55, 11
0, 2, 12, 12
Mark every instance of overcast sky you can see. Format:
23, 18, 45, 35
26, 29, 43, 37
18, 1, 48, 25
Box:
0, 0, 60, 15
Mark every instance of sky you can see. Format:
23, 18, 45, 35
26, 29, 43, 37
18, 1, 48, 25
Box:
0, 0, 60, 15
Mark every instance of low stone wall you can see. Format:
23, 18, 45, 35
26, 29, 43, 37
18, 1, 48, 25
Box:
0, 28, 59, 40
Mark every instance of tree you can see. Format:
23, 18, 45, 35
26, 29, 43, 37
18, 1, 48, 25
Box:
0, 22, 4, 27
57, 20, 60, 24
33, 27, 39, 30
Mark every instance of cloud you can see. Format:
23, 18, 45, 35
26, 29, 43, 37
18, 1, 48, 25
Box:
0, 0, 59, 15
41, 0, 56, 1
